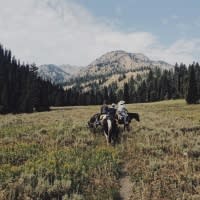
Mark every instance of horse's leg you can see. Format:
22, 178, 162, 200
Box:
127, 123, 130, 132
112, 121, 118, 145
104, 132, 109, 144
123, 124, 126, 132
108, 133, 112, 144
124, 115, 130, 132
123, 116, 127, 132
103, 119, 109, 144
107, 119, 112, 144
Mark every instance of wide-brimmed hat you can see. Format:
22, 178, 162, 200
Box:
118, 100, 125, 105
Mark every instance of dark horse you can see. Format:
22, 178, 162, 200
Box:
87, 113, 101, 132
88, 114, 118, 145
117, 112, 140, 131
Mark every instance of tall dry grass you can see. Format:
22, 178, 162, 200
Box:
0, 100, 200, 199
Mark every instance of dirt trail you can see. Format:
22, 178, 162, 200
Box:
119, 165, 133, 200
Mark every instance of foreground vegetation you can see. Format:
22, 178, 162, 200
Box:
1, 100, 200, 200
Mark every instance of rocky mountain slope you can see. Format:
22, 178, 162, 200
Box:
66, 50, 174, 89
38, 64, 81, 84
37, 64, 70, 84
78, 50, 173, 77
59, 64, 81, 75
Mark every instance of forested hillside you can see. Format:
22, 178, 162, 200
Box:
0, 45, 66, 114
64, 50, 173, 91
66, 63, 200, 105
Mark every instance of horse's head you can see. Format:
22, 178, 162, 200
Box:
134, 113, 140, 122
87, 113, 99, 128
129, 113, 140, 122
87, 120, 94, 128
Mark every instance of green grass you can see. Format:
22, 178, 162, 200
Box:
1, 99, 200, 199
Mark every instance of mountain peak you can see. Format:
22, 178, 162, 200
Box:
89, 50, 153, 67
87, 50, 172, 72
38, 64, 70, 84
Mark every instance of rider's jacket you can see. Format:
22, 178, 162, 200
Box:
117, 105, 128, 117
108, 107, 116, 118
100, 104, 109, 114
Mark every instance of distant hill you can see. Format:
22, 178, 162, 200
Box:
38, 64, 81, 84
79, 50, 173, 77
59, 64, 82, 75
37, 64, 70, 84
66, 50, 173, 89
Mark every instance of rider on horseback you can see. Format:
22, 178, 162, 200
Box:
94, 101, 116, 127
108, 103, 117, 119
100, 100, 109, 115
93, 100, 109, 127
117, 100, 129, 124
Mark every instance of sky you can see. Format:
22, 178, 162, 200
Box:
0, 0, 200, 66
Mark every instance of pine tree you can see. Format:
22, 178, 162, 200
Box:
123, 83, 129, 103
103, 86, 109, 102
186, 64, 199, 104
137, 81, 147, 102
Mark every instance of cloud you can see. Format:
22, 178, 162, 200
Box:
147, 39, 200, 64
0, 0, 199, 66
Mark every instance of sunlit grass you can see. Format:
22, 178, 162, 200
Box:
1, 99, 200, 199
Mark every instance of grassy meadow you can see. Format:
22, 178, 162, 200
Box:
1, 100, 200, 200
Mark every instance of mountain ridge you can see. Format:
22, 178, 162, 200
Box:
38, 64, 81, 84
78, 50, 173, 77
38, 64, 70, 84
38, 50, 174, 84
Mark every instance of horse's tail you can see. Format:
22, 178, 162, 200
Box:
107, 119, 112, 132
102, 118, 111, 144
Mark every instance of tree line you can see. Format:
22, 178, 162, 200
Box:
0, 45, 66, 114
65, 63, 200, 105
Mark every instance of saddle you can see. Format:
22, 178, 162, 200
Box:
117, 114, 129, 124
